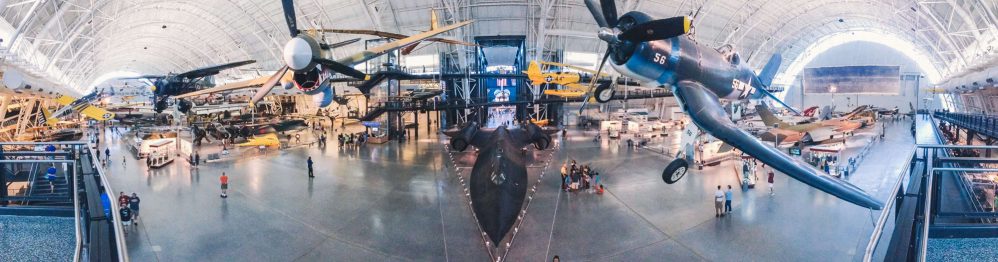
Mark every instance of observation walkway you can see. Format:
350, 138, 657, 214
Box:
0, 141, 127, 262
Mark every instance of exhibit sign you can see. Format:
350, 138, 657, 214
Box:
802, 66, 901, 95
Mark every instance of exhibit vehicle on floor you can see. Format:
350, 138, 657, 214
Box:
578, 0, 881, 209
146, 139, 175, 168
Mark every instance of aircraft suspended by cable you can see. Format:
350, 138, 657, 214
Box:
181, 0, 474, 110
121, 60, 257, 113
580, 0, 880, 209
320, 10, 477, 55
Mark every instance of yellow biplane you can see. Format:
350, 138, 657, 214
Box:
523, 61, 616, 102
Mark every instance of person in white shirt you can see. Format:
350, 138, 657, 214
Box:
714, 185, 725, 217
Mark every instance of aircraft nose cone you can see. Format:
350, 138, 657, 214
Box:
283, 37, 314, 71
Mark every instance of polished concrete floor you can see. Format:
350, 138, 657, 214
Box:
102, 118, 923, 261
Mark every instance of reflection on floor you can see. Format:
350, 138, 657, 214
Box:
102, 118, 922, 261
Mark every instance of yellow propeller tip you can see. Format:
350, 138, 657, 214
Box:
683, 17, 692, 33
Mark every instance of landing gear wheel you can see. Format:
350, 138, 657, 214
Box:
662, 159, 689, 184
533, 137, 551, 150
594, 82, 615, 103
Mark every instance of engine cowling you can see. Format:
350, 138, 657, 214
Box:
523, 122, 553, 150
449, 122, 480, 152
292, 67, 324, 94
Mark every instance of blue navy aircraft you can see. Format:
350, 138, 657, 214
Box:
581, 0, 881, 209
444, 121, 558, 246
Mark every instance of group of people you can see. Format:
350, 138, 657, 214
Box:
338, 132, 368, 148
117, 192, 141, 235
560, 160, 604, 194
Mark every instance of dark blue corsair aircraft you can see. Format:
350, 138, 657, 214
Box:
581, 0, 881, 210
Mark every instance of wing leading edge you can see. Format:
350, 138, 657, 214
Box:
674, 80, 882, 210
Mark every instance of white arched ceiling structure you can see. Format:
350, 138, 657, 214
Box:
0, 0, 994, 93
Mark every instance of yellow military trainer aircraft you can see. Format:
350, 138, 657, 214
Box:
524, 61, 616, 102
43, 93, 115, 126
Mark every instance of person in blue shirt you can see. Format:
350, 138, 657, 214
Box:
307, 157, 314, 178
45, 166, 57, 193
725, 185, 734, 213
128, 193, 141, 224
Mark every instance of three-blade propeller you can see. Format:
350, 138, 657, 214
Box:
250, 0, 367, 106
578, 0, 691, 114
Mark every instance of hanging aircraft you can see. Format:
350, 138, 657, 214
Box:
524, 60, 627, 102
123, 60, 257, 113
755, 104, 862, 145
579, 0, 881, 209
443, 121, 559, 246
46, 88, 116, 123
321, 10, 477, 55
176, 0, 474, 110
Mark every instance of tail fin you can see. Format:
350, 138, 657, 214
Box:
750, 53, 799, 115
524, 61, 545, 85
430, 10, 439, 31
758, 53, 782, 87
755, 104, 787, 128
819, 105, 834, 120
39, 108, 58, 127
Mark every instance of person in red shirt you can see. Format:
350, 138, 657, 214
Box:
220, 173, 229, 198
117, 192, 130, 208
767, 170, 775, 196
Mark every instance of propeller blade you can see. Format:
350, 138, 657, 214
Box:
619, 16, 691, 42
314, 58, 367, 80
583, 0, 608, 28
600, 0, 618, 27
578, 50, 612, 114
281, 0, 299, 37
250, 66, 290, 106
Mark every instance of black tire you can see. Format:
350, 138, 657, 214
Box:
533, 137, 550, 150
594, 82, 615, 103
450, 138, 469, 152
662, 159, 689, 184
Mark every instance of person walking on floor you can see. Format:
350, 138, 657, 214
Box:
129, 193, 141, 225
220, 173, 229, 198
118, 192, 130, 208
307, 157, 315, 178
725, 185, 734, 213
768, 170, 776, 195
714, 185, 725, 217
119, 205, 133, 235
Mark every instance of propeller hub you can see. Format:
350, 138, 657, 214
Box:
597, 27, 621, 45
283, 36, 319, 71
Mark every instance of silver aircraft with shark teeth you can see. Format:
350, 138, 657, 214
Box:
581, 0, 881, 210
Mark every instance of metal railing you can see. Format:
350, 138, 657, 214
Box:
0, 141, 127, 261
862, 146, 915, 262
919, 166, 998, 262
0, 159, 79, 259
87, 145, 129, 262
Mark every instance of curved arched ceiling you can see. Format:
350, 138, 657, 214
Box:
0, 0, 995, 93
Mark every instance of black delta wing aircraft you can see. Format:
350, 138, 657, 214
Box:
581, 0, 881, 210
444, 122, 558, 246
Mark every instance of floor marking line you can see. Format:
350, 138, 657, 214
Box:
436, 162, 450, 262
543, 182, 562, 260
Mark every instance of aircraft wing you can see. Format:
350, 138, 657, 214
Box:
335, 20, 474, 66
674, 80, 881, 209
79, 105, 115, 121
320, 29, 477, 47
175, 60, 256, 79
174, 71, 292, 99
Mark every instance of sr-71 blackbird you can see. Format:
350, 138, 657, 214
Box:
444, 121, 559, 246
